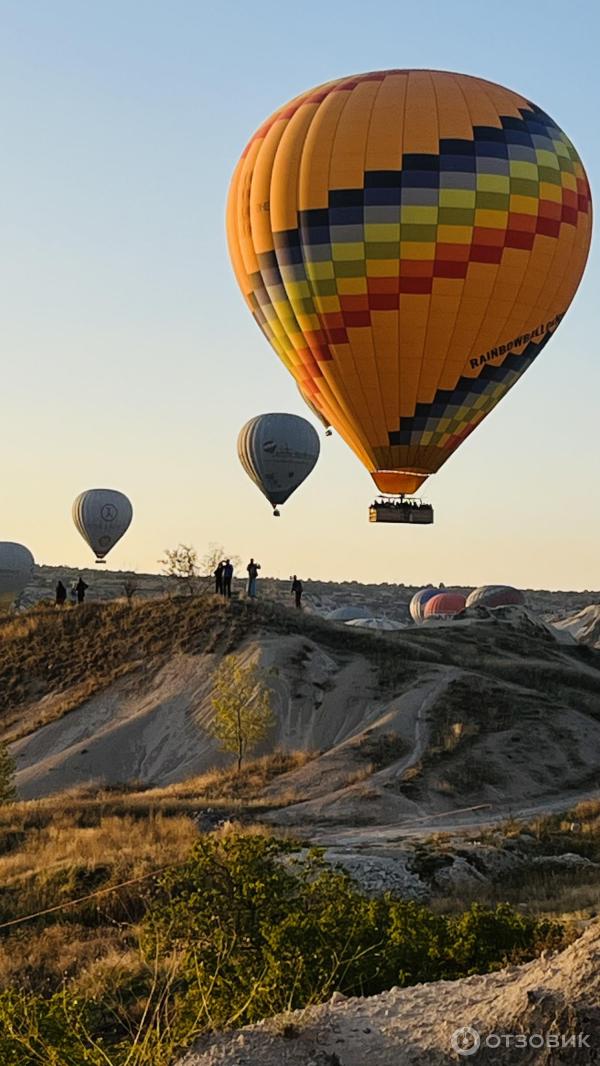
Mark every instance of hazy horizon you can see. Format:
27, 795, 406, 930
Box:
2, 0, 598, 591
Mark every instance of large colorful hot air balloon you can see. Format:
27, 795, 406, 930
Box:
0, 542, 34, 610
227, 70, 592, 500
237, 413, 320, 515
73, 489, 133, 563
296, 381, 332, 435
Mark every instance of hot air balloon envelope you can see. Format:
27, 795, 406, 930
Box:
296, 382, 332, 434
423, 591, 466, 620
237, 413, 320, 513
409, 586, 439, 623
466, 585, 525, 609
227, 70, 592, 497
0, 542, 34, 610
73, 489, 133, 562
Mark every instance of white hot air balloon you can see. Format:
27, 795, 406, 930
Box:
0, 542, 34, 610
72, 489, 133, 564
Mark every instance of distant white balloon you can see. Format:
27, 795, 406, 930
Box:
0, 542, 34, 610
72, 489, 133, 563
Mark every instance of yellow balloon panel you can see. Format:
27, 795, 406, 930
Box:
226, 70, 592, 494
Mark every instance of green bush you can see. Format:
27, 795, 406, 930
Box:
143, 835, 562, 1034
0, 833, 565, 1064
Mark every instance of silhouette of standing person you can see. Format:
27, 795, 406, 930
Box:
246, 558, 261, 598
291, 575, 303, 609
55, 580, 67, 606
214, 561, 224, 595
76, 577, 88, 604
222, 559, 233, 599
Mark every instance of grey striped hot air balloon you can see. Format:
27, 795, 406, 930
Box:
72, 489, 133, 563
0, 542, 34, 610
237, 414, 320, 516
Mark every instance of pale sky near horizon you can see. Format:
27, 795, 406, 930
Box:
1, 0, 598, 591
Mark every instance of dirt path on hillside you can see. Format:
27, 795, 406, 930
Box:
308, 783, 600, 847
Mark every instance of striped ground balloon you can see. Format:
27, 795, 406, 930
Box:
466, 585, 525, 608
227, 70, 592, 496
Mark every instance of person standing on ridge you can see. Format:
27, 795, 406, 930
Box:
246, 558, 261, 598
214, 560, 224, 595
291, 575, 303, 609
76, 577, 89, 604
55, 580, 67, 607
222, 559, 233, 599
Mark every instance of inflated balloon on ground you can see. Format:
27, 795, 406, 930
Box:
466, 585, 525, 608
409, 586, 439, 623
72, 489, 133, 563
227, 69, 592, 497
423, 591, 466, 620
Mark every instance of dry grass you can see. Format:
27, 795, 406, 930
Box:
0, 761, 304, 996
0, 812, 196, 885
0, 809, 196, 993
143, 749, 316, 801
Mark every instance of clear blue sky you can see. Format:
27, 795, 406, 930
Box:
0, 0, 598, 589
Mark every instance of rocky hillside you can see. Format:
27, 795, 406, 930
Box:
2, 596, 600, 823
553, 604, 600, 649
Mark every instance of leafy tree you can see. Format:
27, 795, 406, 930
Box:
200, 543, 241, 577
208, 656, 275, 771
159, 545, 199, 595
0, 743, 16, 804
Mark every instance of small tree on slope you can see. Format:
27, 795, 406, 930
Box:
159, 544, 199, 595
208, 656, 275, 772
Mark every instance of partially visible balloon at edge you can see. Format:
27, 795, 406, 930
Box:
0, 542, 35, 610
